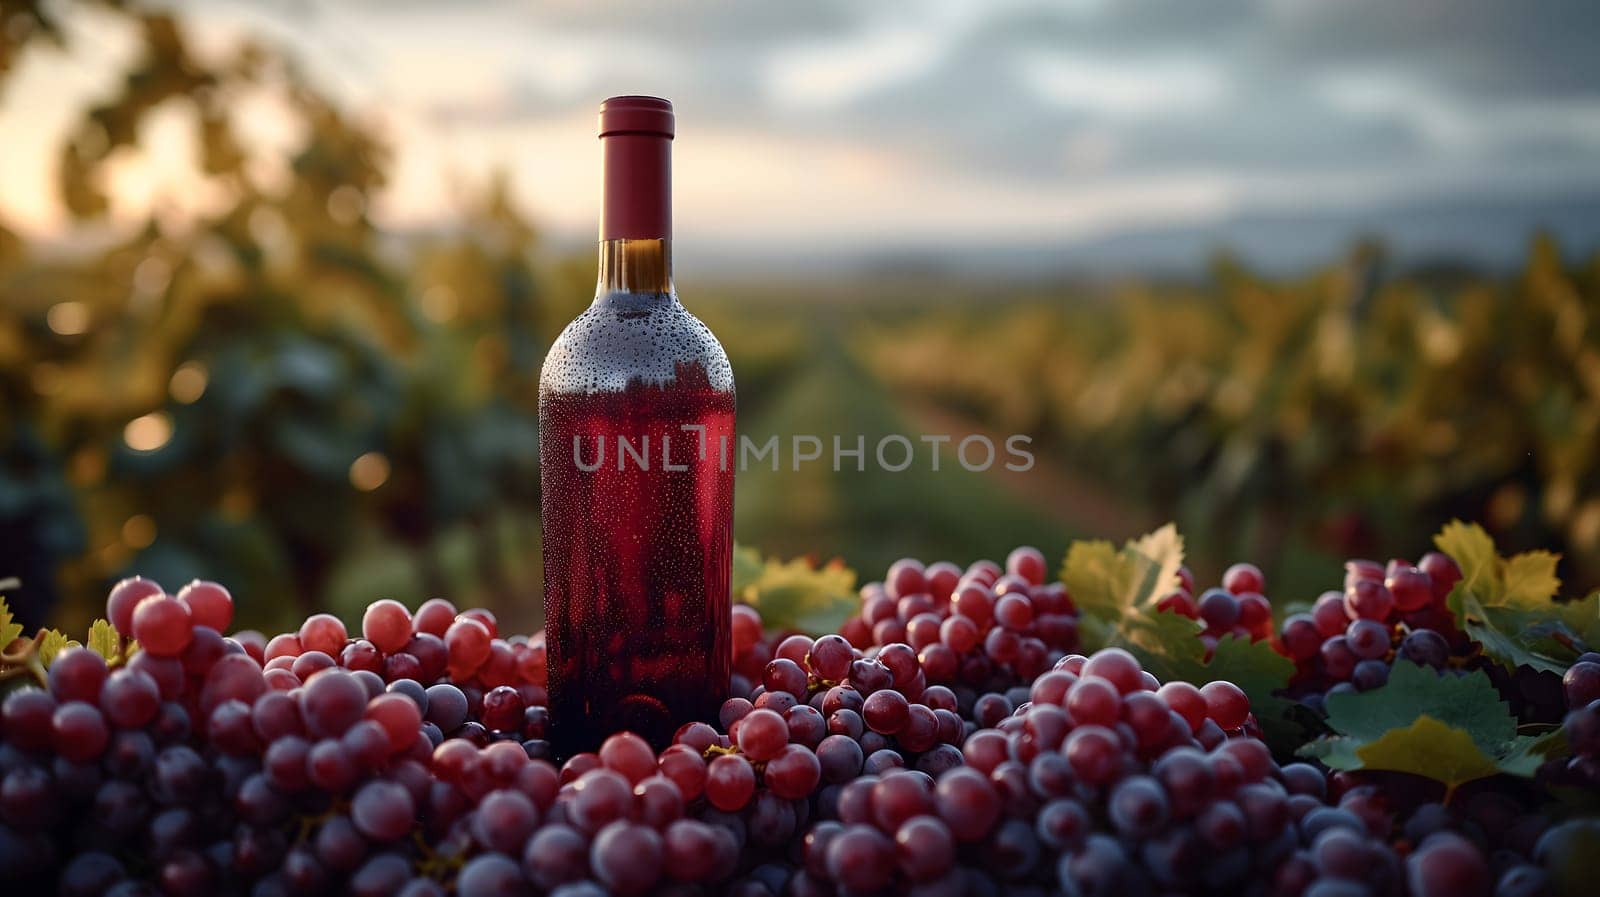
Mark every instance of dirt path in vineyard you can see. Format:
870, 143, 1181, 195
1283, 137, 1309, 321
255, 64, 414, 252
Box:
889, 393, 1157, 542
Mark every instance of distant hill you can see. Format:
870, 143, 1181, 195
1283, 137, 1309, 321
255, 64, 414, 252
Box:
678, 190, 1600, 282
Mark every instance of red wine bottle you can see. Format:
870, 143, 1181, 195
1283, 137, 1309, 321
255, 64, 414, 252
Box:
539, 96, 735, 756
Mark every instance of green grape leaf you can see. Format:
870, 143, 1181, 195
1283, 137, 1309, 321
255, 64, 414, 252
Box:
1099, 606, 1205, 684
37, 630, 80, 666
736, 549, 858, 636
1435, 520, 1594, 672
1060, 523, 1184, 630
1298, 660, 1555, 791
87, 619, 122, 662
0, 595, 21, 652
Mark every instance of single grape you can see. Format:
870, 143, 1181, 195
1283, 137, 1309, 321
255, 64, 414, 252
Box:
52, 701, 109, 762
1352, 659, 1390, 691
1200, 680, 1250, 729
1280, 613, 1322, 661
481, 685, 526, 733
351, 599, 408, 655
1346, 618, 1391, 660
445, 617, 493, 676
570, 768, 634, 832
1108, 774, 1170, 838
737, 708, 790, 761
300, 669, 369, 738
175, 579, 234, 633
886, 558, 927, 600
1406, 832, 1490, 897
825, 824, 895, 892
350, 780, 414, 842
132, 596, 193, 657
1222, 562, 1265, 595
1345, 579, 1395, 621
48, 647, 110, 704
705, 754, 756, 812
1563, 660, 1600, 708
765, 743, 822, 800
862, 689, 910, 735
1320, 636, 1358, 681
457, 853, 531, 897
591, 821, 664, 896
106, 576, 165, 636
522, 825, 590, 891
1198, 589, 1241, 631
1398, 629, 1450, 670
470, 789, 539, 854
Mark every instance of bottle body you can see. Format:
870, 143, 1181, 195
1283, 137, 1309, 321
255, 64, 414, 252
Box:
539, 262, 735, 755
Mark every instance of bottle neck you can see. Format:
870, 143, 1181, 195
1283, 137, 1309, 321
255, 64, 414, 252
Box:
596, 238, 673, 296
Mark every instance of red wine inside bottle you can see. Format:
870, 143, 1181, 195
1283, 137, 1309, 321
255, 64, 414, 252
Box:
539, 96, 735, 756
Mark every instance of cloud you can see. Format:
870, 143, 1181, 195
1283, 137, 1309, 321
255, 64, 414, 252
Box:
49, 0, 1600, 256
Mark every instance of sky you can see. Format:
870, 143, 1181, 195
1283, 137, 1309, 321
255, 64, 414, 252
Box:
4, 0, 1599, 272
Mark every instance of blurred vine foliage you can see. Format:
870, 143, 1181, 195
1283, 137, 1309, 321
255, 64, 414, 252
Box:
0, 2, 552, 633
861, 242, 1600, 596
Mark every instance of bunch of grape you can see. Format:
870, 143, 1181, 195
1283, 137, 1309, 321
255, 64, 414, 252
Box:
1373, 784, 1588, 897
1156, 562, 1276, 650
1546, 654, 1600, 790
1276, 553, 1465, 710
787, 645, 1412, 897
825, 548, 1079, 720
255, 596, 552, 756
2, 549, 1588, 897
0, 578, 457, 895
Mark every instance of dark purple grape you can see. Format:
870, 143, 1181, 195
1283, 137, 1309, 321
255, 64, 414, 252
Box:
522, 824, 589, 891
1407, 832, 1490, 897
1107, 774, 1169, 838
590, 820, 663, 896
1352, 659, 1391, 691
457, 853, 532, 897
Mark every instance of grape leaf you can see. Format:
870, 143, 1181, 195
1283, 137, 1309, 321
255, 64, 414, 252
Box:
1298, 660, 1556, 791
1060, 523, 1184, 628
1348, 717, 1500, 789
735, 549, 858, 635
37, 629, 80, 666
0, 595, 21, 653
87, 619, 121, 662
1435, 520, 1594, 672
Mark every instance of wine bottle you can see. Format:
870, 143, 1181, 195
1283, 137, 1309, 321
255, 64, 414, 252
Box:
539, 96, 735, 756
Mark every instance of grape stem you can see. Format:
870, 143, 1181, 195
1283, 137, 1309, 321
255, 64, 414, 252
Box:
0, 632, 49, 687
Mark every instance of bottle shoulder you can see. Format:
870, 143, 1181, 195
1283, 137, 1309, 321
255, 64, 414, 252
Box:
540, 293, 734, 395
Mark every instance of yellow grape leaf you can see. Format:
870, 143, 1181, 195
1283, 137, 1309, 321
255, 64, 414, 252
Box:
1061, 523, 1185, 627
1130, 524, 1187, 609
0, 595, 21, 652
1435, 520, 1584, 671
87, 619, 121, 662
1435, 520, 1497, 593
1502, 550, 1561, 609
1353, 716, 1501, 792
739, 552, 858, 635
37, 629, 80, 666
1435, 520, 1560, 609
